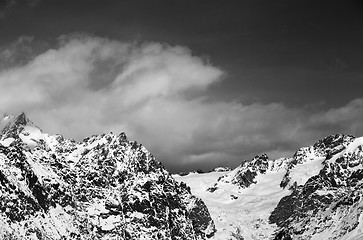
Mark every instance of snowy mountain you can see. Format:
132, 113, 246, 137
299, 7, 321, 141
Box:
0, 113, 215, 239
2, 113, 363, 239
175, 134, 363, 240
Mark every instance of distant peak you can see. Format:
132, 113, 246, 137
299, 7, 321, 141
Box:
14, 112, 30, 126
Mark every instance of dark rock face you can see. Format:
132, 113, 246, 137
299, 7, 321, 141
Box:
312, 134, 355, 159
0, 113, 215, 239
270, 134, 363, 239
217, 153, 269, 188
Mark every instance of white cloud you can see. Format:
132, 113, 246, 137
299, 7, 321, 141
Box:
0, 35, 362, 172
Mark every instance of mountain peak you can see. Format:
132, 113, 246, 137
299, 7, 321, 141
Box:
13, 112, 30, 126
1, 112, 35, 138
0, 112, 47, 148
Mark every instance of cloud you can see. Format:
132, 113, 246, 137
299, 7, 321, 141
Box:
301, 99, 363, 137
0, 34, 362, 172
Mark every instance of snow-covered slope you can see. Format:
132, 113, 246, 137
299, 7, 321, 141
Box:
0, 113, 215, 239
175, 134, 363, 240
175, 167, 289, 240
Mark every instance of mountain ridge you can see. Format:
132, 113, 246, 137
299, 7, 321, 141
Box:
0, 113, 216, 239
2, 113, 363, 239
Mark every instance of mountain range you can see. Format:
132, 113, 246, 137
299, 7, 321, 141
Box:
1, 113, 363, 239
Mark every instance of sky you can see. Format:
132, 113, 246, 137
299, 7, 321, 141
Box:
0, 0, 363, 172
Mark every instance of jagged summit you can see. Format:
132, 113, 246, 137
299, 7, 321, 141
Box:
13, 112, 30, 125
1, 112, 35, 139
0, 113, 63, 150
0, 113, 215, 239
1, 112, 30, 129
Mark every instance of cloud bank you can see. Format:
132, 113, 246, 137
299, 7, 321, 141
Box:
1, 35, 363, 172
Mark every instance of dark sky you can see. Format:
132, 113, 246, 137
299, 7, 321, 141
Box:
1, 0, 363, 172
